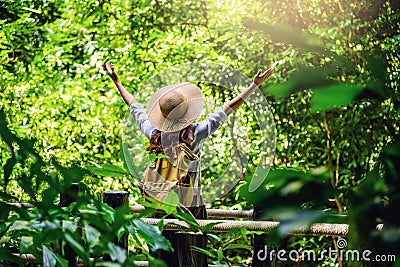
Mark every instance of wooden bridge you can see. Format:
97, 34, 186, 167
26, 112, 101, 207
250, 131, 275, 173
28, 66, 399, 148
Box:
9, 190, 382, 266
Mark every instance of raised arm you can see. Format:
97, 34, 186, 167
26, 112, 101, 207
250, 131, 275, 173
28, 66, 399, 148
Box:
104, 62, 136, 106
223, 62, 277, 115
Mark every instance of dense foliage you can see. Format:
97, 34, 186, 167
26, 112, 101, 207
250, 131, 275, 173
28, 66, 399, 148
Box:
1, 0, 399, 266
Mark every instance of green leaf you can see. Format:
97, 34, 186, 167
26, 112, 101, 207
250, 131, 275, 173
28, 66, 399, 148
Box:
9, 220, 34, 232
18, 173, 37, 201
201, 222, 221, 234
0, 202, 12, 221
63, 232, 88, 262
148, 153, 156, 162
147, 153, 168, 162
248, 167, 270, 193
20, 236, 33, 254
225, 243, 253, 250
43, 245, 68, 267
86, 163, 129, 177
137, 197, 177, 215
310, 83, 364, 112
3, 155, 16, 188
0, 191, 17, 202
84, 223, 101, 248
205, 233, 220, 242
119, 143, 130, 172
121, 142, 141, 178
107, 243, 126, 263
80, 210, 110, 233
366, 55, 387, 93
173, 211, 199, 232
243, 19, 326, 53
191, 246, 216, 258
217, 249, 224, 262
163, 191, 179, 206
147, 255, 168, 267
41, 187, 58, 211
112, 205, 130, 233
128, 219, 172, 252
0, 247, 24, 265
53, 159, 89, 184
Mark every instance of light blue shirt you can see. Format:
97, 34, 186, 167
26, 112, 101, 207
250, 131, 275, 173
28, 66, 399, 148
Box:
129, 103, 229, 153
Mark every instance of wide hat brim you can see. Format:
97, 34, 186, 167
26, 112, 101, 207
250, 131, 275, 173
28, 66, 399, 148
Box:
147, 82, 204, 132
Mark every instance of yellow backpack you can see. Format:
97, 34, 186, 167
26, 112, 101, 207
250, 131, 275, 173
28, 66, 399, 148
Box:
139, 143, 200, 207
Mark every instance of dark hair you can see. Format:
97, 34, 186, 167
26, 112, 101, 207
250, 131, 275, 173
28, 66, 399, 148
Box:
146, 124, 194, 155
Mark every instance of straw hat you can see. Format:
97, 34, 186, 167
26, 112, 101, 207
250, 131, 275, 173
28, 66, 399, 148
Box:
147, 82, 204, 132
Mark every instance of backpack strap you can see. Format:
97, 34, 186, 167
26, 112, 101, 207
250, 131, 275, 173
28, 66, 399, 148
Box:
179, 143, 200, 172
179, 143, 199, 160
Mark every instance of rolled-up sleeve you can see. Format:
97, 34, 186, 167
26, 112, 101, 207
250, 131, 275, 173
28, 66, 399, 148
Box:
129, 103, 156, 139
193, 108, 229, 143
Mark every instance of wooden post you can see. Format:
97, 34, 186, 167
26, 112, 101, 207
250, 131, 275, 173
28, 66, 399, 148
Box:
59, 184, 80, 267
103, 191, 130, 253
103, 190, 130, 210
252, 205, 275, 267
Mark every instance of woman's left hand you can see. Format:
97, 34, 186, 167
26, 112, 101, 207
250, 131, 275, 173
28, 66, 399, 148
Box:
253, 62, 278, 86
104, 61, 118, 81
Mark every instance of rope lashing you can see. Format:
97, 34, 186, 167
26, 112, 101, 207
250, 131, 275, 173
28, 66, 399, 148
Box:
206, 209, 254, 219
141, 218, 350, 236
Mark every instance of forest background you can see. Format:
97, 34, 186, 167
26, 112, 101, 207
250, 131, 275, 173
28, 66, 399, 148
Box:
0, 0, 399, 266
